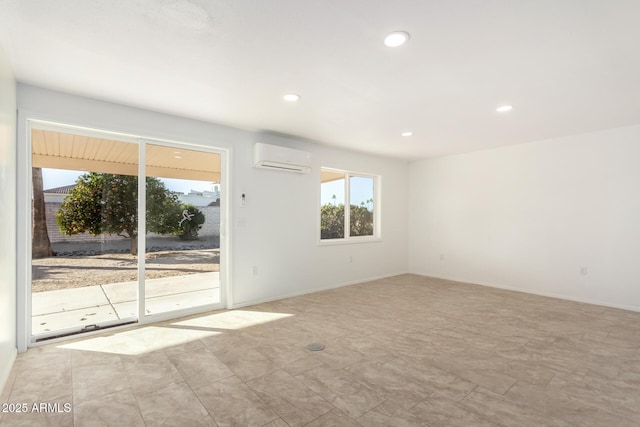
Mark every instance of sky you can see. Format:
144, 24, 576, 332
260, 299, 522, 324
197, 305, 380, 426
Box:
320, 177, 374, 210
42, 168, 214, 194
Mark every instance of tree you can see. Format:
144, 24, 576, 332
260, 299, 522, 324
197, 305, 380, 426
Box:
321, 204, 345, 239
320, 203, 373, 239
32, 167, 54, 258
349, 204, 373, 236
56, 173, 183, 255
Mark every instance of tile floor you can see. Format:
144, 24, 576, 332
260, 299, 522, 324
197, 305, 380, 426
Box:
2, 274, 640, 426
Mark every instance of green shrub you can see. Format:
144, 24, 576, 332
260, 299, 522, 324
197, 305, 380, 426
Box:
321, 203, 373, 239
177, 204, 205, 240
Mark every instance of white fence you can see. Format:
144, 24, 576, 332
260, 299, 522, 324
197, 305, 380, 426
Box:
44, 203, 220, 244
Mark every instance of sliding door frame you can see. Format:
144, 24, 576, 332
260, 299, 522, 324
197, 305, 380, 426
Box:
17, 117, 231, 351
138, 138, 229, 325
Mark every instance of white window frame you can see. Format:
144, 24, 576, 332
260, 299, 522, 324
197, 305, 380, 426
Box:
319, 167, 381, 245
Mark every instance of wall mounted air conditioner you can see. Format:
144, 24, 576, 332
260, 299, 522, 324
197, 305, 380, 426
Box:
253, 143, 312, 174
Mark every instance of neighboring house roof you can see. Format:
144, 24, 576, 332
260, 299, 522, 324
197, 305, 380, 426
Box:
43, 184, 76, 194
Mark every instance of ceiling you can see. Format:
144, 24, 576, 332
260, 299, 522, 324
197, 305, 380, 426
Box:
1, 1, 639, 160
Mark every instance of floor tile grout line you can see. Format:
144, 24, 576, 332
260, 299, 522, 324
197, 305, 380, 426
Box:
355, 398, 390, 424
180, 373, 219, 426
247, 367, 338, 426
241, 372, 290, 426
457, 389, 505, 426
127, 377, 151, 427
502, 378, 518, 396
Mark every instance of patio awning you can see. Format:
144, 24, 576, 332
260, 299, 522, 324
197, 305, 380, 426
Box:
320, 169, 345, 183
32, 129, 221, 181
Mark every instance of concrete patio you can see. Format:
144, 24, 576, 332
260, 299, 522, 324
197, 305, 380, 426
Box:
32, 272, 220, 335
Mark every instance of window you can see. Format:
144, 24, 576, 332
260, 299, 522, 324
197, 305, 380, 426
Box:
320, 168, 378, 241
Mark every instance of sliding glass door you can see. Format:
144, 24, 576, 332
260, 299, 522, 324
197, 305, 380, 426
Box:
29, 124, 225, 342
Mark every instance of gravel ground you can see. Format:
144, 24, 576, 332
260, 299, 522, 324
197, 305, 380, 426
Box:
31, 249, 219, 293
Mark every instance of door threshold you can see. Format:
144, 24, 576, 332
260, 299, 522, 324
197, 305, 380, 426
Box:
34, 320, 138, 343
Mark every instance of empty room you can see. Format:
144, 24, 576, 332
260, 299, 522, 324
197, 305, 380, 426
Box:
1, 1, 639, 426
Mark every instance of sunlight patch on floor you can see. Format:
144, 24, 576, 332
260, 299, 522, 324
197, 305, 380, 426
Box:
58, 326, 220, 356
171, 310, 294, 330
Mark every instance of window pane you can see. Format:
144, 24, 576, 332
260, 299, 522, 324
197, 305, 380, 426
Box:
349, 175, 374, 237
320, 170, 345, 239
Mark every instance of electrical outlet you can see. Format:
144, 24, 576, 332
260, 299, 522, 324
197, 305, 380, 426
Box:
252, 266, 258, 276
439, 253, 445, 261
349, 256, 353, 263
580, 267, 588, 276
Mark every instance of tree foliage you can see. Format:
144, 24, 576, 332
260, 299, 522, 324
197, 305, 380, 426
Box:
349, 202, 374, 237
56, 173, 192, 255
320, 203, 373, 239
321, 204, 345, 239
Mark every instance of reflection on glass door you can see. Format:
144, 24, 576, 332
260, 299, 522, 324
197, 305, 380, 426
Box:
31, 129, 139, 338
143, 143, 221, 316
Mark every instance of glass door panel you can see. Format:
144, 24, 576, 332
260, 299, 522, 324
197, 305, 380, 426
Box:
144, 143, 222, 316
31, 129, 139, 338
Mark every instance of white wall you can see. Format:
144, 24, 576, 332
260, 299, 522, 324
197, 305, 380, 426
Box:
235, 133, 409, 305
409, 125, 640, 311
0, 47, 17, 391
17, 85, 409, 314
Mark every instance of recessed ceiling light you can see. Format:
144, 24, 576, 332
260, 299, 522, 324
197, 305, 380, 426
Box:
401, 131, 413, 137
496, 105, 513, 112
174, 155, 182, 159
283, 93, 301, 102
384, 31, 410, 47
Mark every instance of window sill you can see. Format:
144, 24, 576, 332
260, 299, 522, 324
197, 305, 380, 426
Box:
318, 237, 382, 246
